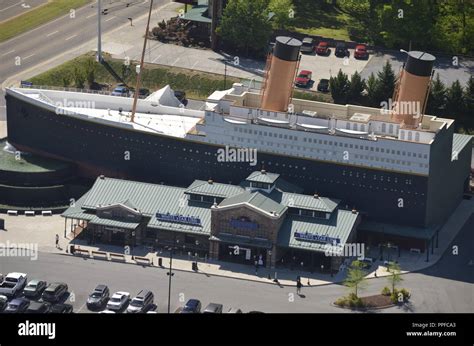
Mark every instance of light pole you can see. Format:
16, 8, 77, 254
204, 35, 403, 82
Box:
167, 237, 179, 314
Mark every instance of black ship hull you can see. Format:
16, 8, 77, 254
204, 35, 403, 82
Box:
6, 93, 429, 226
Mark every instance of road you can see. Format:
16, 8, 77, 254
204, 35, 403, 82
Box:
0, 214, 472, 313
0, 0, 48, 23
0, 0, 170, 127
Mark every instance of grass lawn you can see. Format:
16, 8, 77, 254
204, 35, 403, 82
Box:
0, 0, 93, 43
291, 0, 351, 41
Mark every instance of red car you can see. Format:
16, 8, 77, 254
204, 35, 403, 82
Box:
316, 41, 329, 55
354, 44, 369, 59
295, 70, 312, 88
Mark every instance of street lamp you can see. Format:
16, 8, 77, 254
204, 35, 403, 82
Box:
166, 237, 179, 314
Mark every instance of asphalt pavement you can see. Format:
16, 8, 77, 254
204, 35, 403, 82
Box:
0, 0, 48, 23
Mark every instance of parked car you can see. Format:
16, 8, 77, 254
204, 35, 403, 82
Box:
0, 272, 27, 298
227, 307, 243, 313
0, 273, 3, 283
203, 303, 223, 314
4, 298, 30, 313
42, 282, 68, 303
99, 309, 115, 314
354, 44, 369, 59
86, 284, 109, 310
127, 290, 154, 313
111, 86, 130, 97
180, 299, 201, 313
335, 42, 349, 57
300, 37, 315, 54
23, 280, 47, 298
174, 90, 188, 106
0, 295, 8, 312
26, 301, 51, 314
295, 70, 313, 88
316, 41, 329, 55
50, 303, 73, 313
131, 88, 150, 99
106, 291, 130, 312
317, 79, 330, 93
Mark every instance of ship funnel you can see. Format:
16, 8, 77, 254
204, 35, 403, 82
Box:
261, 36, 302, 112
391, 51, 436, 127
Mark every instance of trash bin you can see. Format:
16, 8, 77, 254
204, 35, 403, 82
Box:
158, 257, 163, 267
0, 218, 4, 230
70, 245, 75, 254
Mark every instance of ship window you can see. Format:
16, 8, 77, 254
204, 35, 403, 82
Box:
389, 124, 393, 133
284, 135, 287, 139
400, 131, 405, 140
381, 148, 384, 153
391, 150, 395, 154
344, 143, 348, 148
415, 132, 420, 141
408, 131, 412, 141
423, 154, 428, 159
349, 144, 353, 148
418, 153, 422, 158
402, 151, 406, 155
264, 132, 268, 136
375, 148, 379, 152
365, 146, 369, 150
279, 134, 282, 138
382, 123, 386, 132
329, 141, 332, 145
303, 138, 307, 142
346, 123, 350, 130
361, 125, 365, 131
370, 147, 373, 151
397, 151, 400, 155
319, 140, 322, 144
353, 123, 358, 130
355, 145, 358, 149
324, 140, 327, 145
339, 142, 343, 147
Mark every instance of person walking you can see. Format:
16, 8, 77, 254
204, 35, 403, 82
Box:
296, 279, 303, 295
55, 234, 59, 249
255, 260, 259, 275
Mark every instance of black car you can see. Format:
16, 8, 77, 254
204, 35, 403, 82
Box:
50, 303, 73, 313
42, 282, 68, 303
317, 79, 330, 93
180, 299, 201, 313
87, 284, 110, 310
300, 37, 315, 54
4, 298, 30, 313
335, 42, 349, 57
174, 90, 188, 106
23, 280, 47, 298
0, 295, 8, 312
203, 303, 223, 314
25, 301, 51, 313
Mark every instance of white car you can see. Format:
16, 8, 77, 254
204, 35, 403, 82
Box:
106, 291, 130, 312
0, 272, 27, 297
99, 309, 116, 314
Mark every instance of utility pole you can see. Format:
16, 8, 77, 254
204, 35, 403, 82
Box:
97, 0, 102, 62
167, 247, 174, 314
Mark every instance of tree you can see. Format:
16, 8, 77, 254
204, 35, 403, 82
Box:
426, 73, 446, 116
73, 66, 85, 89
365, 72, 380, 107
376, 61, 396, 105
387, 262, 402, 293
268, 0, 293, 30
344, 260, 368, 298
217, 0, 272, 56
347, 71, 366, 105
84, 57, 97, 88
330, 69, 350, 104
463, 75, 474, 124
445, 80, 464, 119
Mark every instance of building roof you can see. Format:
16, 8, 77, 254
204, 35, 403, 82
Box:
218, 190, 287, 216
89, 215, 140, 230
359, 221, 439, 240
185, 180, 244, 198
277, 210, 359, 252
246, 171, 280, 184
452, 133, 472, 161
181, 0, 211, 24
270, 191, 340, 213
61, 192, 95, 221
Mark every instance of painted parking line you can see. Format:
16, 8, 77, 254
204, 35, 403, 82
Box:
152, 54, 161, 63
46, 30, 59, 37
0, 1, 22, 12
86, 13, 95, 19
1, 49, 15, 57
191, 61, 198, 69
171, 57, 180, 66
65, 34, 77, 41
23, 53, 35, 60
105, 16, 116, 22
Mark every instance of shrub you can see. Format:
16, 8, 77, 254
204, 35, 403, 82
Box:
381, 286, 391, 296
399, 288, 411, 301
335, 297, 347, 307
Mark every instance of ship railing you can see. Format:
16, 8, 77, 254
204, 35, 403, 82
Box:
19, 84, 116, 96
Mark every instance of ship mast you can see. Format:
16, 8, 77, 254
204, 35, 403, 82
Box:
131, 0, 154, 123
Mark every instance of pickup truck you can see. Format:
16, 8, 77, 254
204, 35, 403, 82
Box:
0, 272, 27, 297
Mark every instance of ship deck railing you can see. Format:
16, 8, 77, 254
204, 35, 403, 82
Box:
18, 84, 126, 97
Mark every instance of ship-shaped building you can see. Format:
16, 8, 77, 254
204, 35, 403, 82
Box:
5, 37, 472, 236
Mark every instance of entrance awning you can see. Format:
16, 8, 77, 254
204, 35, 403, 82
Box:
211, 233, 273, 249
89, 216, 139, 230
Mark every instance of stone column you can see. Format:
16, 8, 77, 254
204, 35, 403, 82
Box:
209, 240, 219, 260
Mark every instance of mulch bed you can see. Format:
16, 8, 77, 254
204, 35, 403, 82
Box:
360, 294, 393, 308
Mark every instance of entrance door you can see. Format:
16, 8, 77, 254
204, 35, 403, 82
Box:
110, 230, 125, 245
219, 243, 267, 266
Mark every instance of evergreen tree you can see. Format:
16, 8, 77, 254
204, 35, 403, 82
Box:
445, 80, 464, 119
268, 0, 293, 30
463, 75, 474, 123
376, 61, 396, 105
427, 73, 446, 116
329, 69, 350, 105
347, 71, 366, 105
365, 72, 380, 107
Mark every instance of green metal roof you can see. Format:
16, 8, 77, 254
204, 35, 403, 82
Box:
218, 190, 287, 216
452, 133, 472, 159
61, 193, 95, 221
89, 215, 139, 230
182, 2, 211, 24
81, 177, 186, 216
211, 233, 273, 249
246, 171, 280, 184
277, 210, 359, 252
185, 180, 244, 198
270, 191, 340, 213
359, 221, 438, 240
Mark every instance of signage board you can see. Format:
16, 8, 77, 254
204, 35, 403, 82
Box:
229, 218, 258, 230
294, 231, 341, 244
156, 212, 201, 226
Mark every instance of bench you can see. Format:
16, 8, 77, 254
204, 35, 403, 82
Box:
109, 253, 126, 262
73, 248, 90, 257
7, 210, 18, 216
410, 248, 421, 254
25, 211, 35, 216
134, 256, 151, 266
91, 251, 108, 260
41, 210, 52, 216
